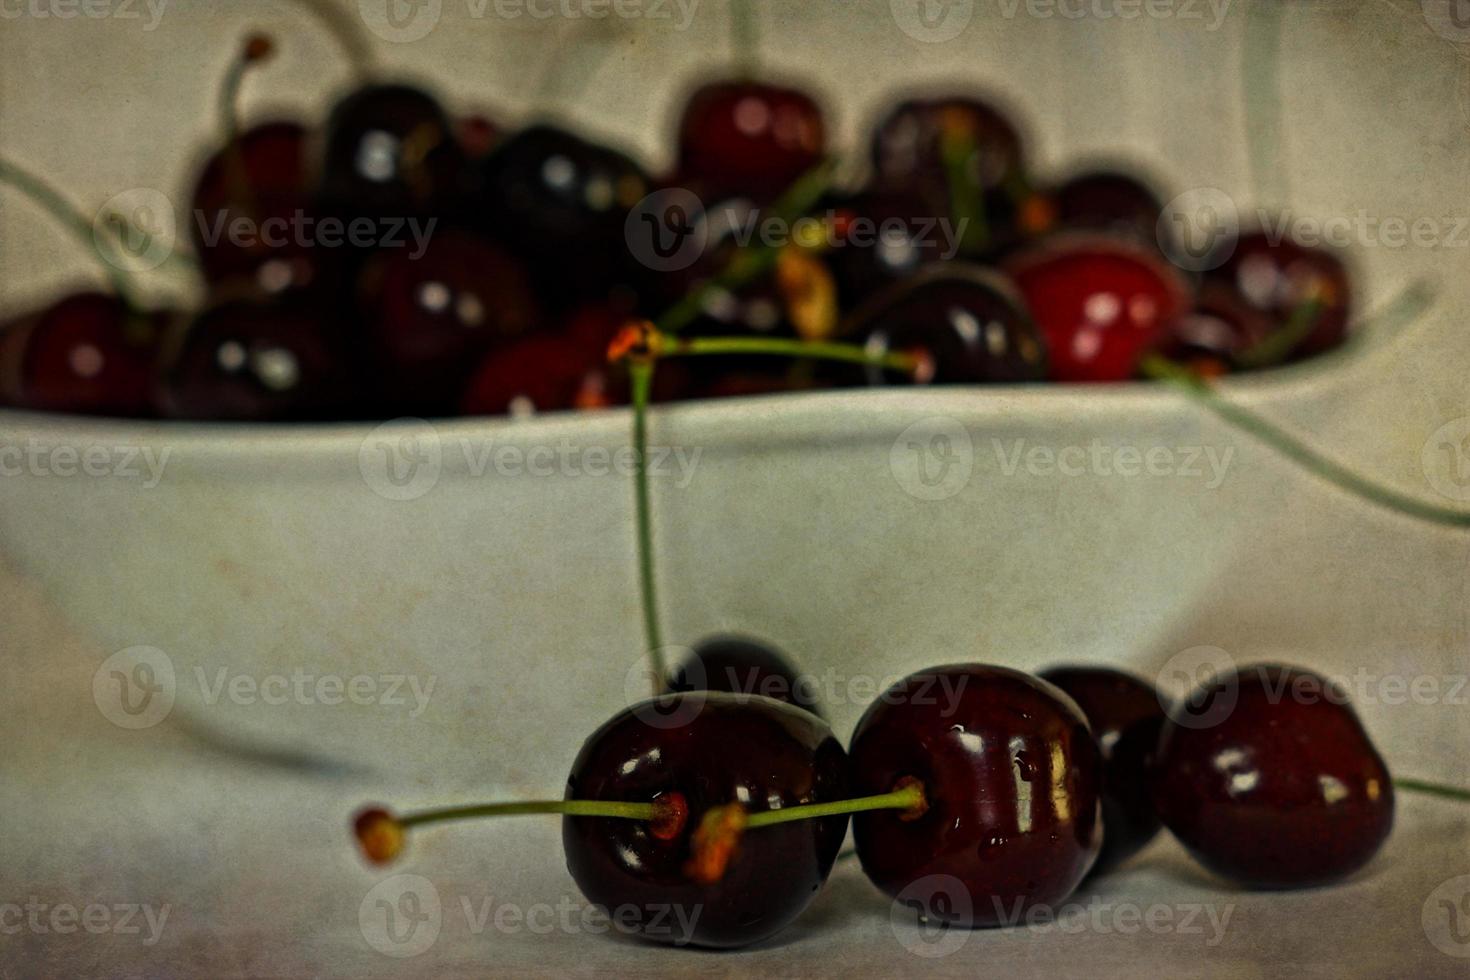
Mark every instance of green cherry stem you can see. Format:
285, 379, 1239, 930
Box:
1235, 296, 1323, 369
399, 799, 657, 828
730, 0, 759, 75
1140, 354, 1470, 529
941, 123, 989, 257
745, 782, 927, 829
629, 358, 666, 693
655, 158, 837, 337
0, 156, 139, 308
1393, 778, 1470, 802
283, 0, 375, 77
660, 334, 927, 377
218, 34, 276, 215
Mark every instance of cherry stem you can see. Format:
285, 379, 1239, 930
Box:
940, 120, 989, 256
0, 156, 139, 308
1242, 0, 1288, 206
629, 358, 666, 693
649, 331, 927, 378
399, 799, 657, 829
656, 158, 837, 336
1235, 297, 1323, 369
730, 0, 758, 74
1394, 778, 1470, 802
218, 34, 275, 214
282, 0, 375, 77
743, 782, 927, 829
1140, 353, 1470, 529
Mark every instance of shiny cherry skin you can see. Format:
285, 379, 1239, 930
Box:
563, 692, 848, 948
459, 333, 602, 416
190, 120, 324, 294
850, 665, 1102, 928
868, 96, 1029, 255
853, 264, 1047, 384
1206, 231, 1351, 360
1038, 665, 1168, 876
1156, 280, 1273, 376
159, 299, 351, 420
358, 229, 540, 414
478, 124, 650, 305
667, 635, 822, 717
1049, 170, 1165, 248
8, 292, 160, 416
1149, 663, 1394, 889
319, 83, 465, 216
1006, 235, 1191, 382
676, 80, 825, 202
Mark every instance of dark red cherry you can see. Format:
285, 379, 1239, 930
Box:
190, 120, 325, 294
667, 635, 822, 717
319, 83, 464, 216
1006, 235, 1191, 382
1156, 280, 1273, 376
358, 229, 540, 414
8, 292, 160, 416
1038, 665, 1168, 876
478, 124, 649, 305
1049, 170, 1165, 248
159, 299, 351, 420
563, 692, 848, 948
459, 333, 603, 416
853, 264, 1047, 384
850, 665, 1102, 928
676, 80, 825, 202
1149, 663, 1394, 889
1206, 231, 1351, 360
868, 96, 1029, 256
822, 189, 959, 307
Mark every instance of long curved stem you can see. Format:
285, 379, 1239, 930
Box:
1141, 354, 1470, 529
1394, 778, 1470, 802
400, 799, 657, 829
630, 360, 666, 693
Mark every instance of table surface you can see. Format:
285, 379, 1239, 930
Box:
3, 562, 1468, 980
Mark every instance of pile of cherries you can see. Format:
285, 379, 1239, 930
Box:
0, 36, 1353, 422
354, 639, 1400, 949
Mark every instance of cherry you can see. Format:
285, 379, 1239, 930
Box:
1048, 170, 1165, 248
158, 299, 352, 420
1006, 235, 1191, 382
459, 333, 604, 417
3, 292, 161, 417
319, 83, 465, 217
868, 95, 1030, 256
667, 635, 822, 717
564, 692, 849, 948
1038, 665, 1168, 876
357, 229, 540, 414
190, 120, 324, 293
1149, 663, 1394, 889
477, 124, 650, 306
676, 80, 825, 202
852, 264, 1047, 384
1205, 231, 1351, 361
849, 664, 1102, 927
822, 189, 959, 308
1156, 280, 1273, 376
